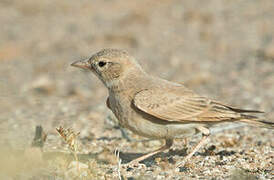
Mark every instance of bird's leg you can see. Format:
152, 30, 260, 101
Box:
183, 134, 209, 161
177, 126, 210, 167
128, 139, 173, 166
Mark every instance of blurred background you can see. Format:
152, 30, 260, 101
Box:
0, 0, 273, 179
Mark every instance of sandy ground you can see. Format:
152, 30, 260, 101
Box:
0, 0, 273, 179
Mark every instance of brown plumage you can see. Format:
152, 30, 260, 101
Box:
71, 49, 273, 167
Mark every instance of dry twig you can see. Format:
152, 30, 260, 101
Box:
56, 126, 80, 172
115, 148, 123, 180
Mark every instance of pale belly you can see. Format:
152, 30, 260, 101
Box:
109, 95, 200, 139
126, 111, 200, 139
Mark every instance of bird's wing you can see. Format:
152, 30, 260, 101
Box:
133, 87, 247, 122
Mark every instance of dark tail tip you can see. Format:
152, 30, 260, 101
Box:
258, 120, 274, 128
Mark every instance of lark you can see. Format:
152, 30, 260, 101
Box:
71, 49, 273, 167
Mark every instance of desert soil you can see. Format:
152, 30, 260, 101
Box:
0, 0, 273, 179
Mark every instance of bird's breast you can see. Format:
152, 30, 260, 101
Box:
108, 92, 132, 128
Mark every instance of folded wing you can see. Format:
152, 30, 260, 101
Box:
133, 87, 250, 123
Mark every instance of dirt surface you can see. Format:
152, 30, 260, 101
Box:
0, 0, 273, 179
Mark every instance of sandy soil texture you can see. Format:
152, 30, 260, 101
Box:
0, 0, 273, 179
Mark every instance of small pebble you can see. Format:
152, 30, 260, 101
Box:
178, 166, 188, 172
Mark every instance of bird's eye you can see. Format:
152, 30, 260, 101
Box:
98, 61, 106, 67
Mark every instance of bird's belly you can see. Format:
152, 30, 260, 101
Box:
125, 111, 199, 139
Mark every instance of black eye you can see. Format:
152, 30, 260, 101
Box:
98, 61, 106, 67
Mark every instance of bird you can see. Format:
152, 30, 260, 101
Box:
71, 48, 273, 167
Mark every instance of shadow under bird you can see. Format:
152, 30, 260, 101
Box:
71, 49, 274, 167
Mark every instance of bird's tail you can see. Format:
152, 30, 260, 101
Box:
240, 115, 274, 129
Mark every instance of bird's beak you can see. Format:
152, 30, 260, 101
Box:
71, 59, 91, 70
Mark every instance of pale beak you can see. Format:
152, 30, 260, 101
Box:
71, 59, 91, 70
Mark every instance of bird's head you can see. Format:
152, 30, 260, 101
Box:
71, 49, 144, 88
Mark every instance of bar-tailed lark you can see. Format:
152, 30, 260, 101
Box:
71, 49, 273, 167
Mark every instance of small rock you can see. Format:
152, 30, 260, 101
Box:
178, 166, 188, 172
126, 167, 133, 171
216, 150, 236, 157
24, 75, 55, 94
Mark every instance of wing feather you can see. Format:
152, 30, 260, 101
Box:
133, 88, 241, 122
